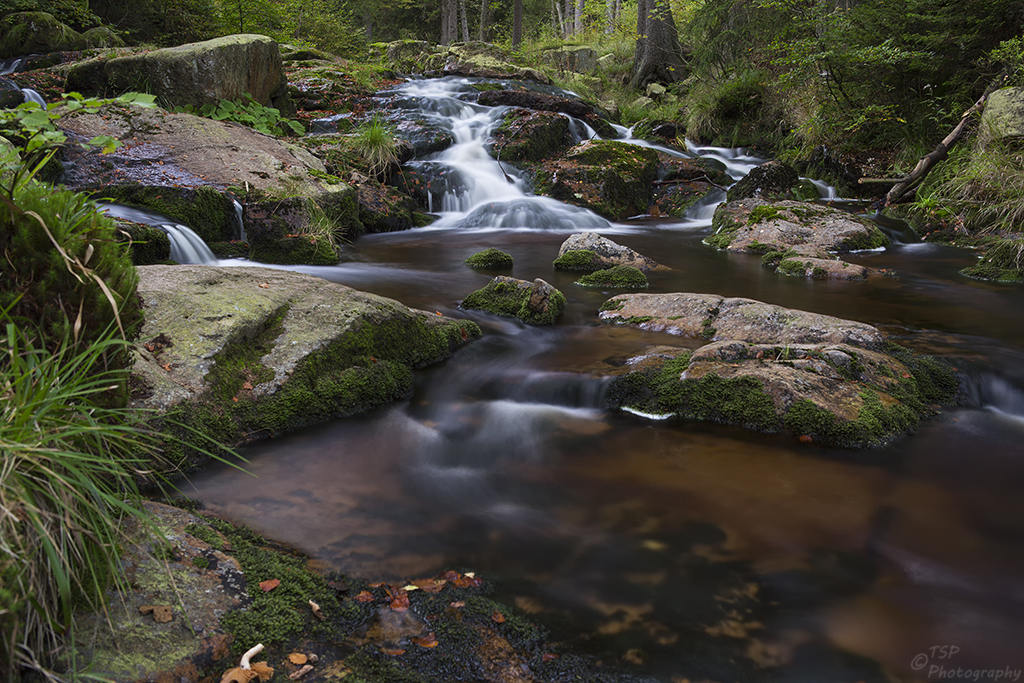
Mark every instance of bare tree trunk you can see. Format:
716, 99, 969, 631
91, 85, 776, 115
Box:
630, 0, 684, 88
563, 0, 573, 35
606, 0, 616, 32
575, 0, 585, 33
442, 0, 457, 44
513, 0, 523, 46
460, 0, 470, 42
363, 12, 373, 41
478, 0, 489, 40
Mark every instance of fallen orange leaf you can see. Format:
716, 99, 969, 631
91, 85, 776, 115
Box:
242, 381, 253, 390
381, 647, 405, 656
411, 578, 446, 594
386, 585, 410, 612
354, 590, 374, 603
288, 653, 308, 665
259, 578, 280, 592
411, 632, 438, 648
258, 283, 270, 289
491, 610, 505, 623
542, 653, 559, 662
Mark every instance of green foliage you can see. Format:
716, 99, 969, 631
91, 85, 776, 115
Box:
962, 235, 1024, 281
0, 319, 161, 682
0, 0, 100, 30
176, 93, 304, 137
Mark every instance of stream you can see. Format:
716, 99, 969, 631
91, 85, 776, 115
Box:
182, 78, 1024, 682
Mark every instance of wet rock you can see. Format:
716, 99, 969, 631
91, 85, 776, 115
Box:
601, 293, 960, 447
465, 248, 514, 269
726, 160, 800, 201
773, 254, 870, 281
576, 265, 649, 288
132, 265, 480, 463
556, 232, 665, 272
707, 198, 889, 262
357, 182, 421, 234
979, 86, 1024, 148
69, 501, 246, 682
65, 34, 292, 114
534, 140, 660, 220
461, 275, 565, 325
0, 12, 83, 58
489, 109, 573, 164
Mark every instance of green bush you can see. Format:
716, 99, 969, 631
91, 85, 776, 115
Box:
176, 94, 304, 137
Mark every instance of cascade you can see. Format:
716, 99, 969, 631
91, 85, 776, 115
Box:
1, 56, 47, 109
98, 204, 218, 265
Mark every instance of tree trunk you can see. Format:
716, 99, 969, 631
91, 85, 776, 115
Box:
460, 0, 470, 42
606, 0, 617, 32
575, 0, 585, 33
478, 0, 489, 41
512, 0, 523, 46
563, 0, 573, 35
441, 0, 457, 44
363, 13, 373, 41
630, 0, 684, 88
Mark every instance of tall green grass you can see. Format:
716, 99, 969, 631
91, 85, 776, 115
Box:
0, 318, 162, 681
349, 114, 401, 179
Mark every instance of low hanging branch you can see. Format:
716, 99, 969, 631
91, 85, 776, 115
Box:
881, 91, 989, 207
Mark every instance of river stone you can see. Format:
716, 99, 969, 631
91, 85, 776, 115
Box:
0, 12, 83, 58
557, 232, 665, 272
461, 275, 565, 325
726, 160, 800, 201
775, 255, 869, 281
980, 86, 1024, 148
599, 292, 884, 348
70, 501, 246, 681
65, 34, 291, 112
131, 265, 480, 460
708, 198, 889, 259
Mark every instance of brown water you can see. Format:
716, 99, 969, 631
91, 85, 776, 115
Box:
185, 78, 1024, 683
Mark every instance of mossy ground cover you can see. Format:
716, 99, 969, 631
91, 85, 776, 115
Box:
961, 235, 1024, 281
465, 248, 513, 269
575, 265, 649, 288
553, 249, 600, 271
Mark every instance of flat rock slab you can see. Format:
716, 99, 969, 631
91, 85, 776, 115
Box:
132, 265, 479, 456
71, 502, 246, 682
599, 293, 959, 447
599, 292, 884, 348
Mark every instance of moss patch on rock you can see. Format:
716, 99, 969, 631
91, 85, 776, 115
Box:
961, 235, 1024, 281
461, 276, 565, 326
575, 265, 649, 288
465, 248, 514, 269
553, 249, 600, 271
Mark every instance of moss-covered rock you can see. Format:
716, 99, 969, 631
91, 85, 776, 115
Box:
115, 221, 172, 265
534, 140, 660, 220
489, 109, 573, 164
465, 248, 514, 269
725, 160, 800, 201
556, 232, 665, 272
461, 276, 565, 325
960, 235, 1024, 281
553, 249, 601, 271
130, 265, 480, 468
576, 265, 649, 288
707, 198, 889, 268
0, 12, 84, 58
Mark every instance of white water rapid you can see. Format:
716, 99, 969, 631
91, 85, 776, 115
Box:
98, 204, 218, 264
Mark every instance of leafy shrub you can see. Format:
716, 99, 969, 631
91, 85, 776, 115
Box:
176, 93, 304, 137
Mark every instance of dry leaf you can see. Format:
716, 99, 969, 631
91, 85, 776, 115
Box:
259, 579, 280, 592
354, 590, 375, 603
139, 604, 173, 623
381, 647, 405, 656
258, 283, 270, 289
288, 665, 314, 680
450, 600, 465, 608
542, 653, 559, 662
411, 578, 446, 594
221, 662, 273, 683
309, 599, 324, 621
411, 632, 438, 648
161, 363, 172, 372
242, 381, 253, 390
288, 653, 307, 665
491, 610, 505, 623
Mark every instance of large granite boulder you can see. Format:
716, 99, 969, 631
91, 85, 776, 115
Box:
461, 276, 565, 325
600, 293, 960, 448
131, 265, 480, 465
58, 103, 358, 263
725, 160, 817, 202
979, 86, 1024, 148
706, 198, 889, 278
555, 232, 666, 272
0, 12, 83, 57
479, 88, 613, 136
64, 34, 292, 113
489, 108, 574, 163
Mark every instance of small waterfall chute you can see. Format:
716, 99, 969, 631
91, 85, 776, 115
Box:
98, 203, 218, 265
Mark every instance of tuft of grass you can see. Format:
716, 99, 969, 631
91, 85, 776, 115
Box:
349, 114, 401, 179
0, 318, 161, 681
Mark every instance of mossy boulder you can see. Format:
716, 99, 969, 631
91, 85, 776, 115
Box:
600, 293, 960, 448
115, 221, 172, 265
479, 87, 614, 138
357, 181, 420, 233
960, 235, 1024, 281
65, 34, 290, 113
489, 109, 573, 164
461, 275, 565, 325
707, 198, 889, 266
130, 265, 481, 466
465, 248, 514, 269
725, 160, 800, 201
556, 232, 664, 272
576, 265, 649, 288
979, 86, 1024, 149
534, 140, 660, 220
0, 12, 84, 58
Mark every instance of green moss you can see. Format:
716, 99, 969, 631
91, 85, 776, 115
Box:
881, 342, 961, 408
190, 556, 210, 569
747, 205, 783, 224
777, 258, 810, 276
783, 391, 918, 448
465, 248, 513, 269
606, 354, 779, 430
184, 522, 225, 550
575, 265, 649, 288
553, 249, 600, 271
837, 226, 890, 251
960, 236, 1024, 281
745, 240, 775, 255
760, 248, 797, 267
207, 306, 286, 404
208, 241, 250, 258
462, 279, 565, 325
703, 230, 736, 249
116, 223, 171, 265
95, 186, 237, 244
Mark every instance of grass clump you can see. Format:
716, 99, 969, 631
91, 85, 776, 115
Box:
349, 114, 402, 179
961, 235, 1024, 281
465, 248, 513, 269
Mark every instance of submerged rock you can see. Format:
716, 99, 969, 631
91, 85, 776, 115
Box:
600, 292, 960, 447
131, 265, 480, 466
707, 198, 889, 276
556, 232, 665, 272
461, 275, 565, 325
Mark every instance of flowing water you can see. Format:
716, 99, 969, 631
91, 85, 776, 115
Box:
184, 78, 1024, 681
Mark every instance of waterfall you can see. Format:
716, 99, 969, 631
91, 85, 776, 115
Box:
1, 57, 47, 109
232, 199, 246, 241
98, 204, 218, 265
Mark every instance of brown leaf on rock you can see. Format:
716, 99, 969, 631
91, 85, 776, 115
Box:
288, 664, 314, 680
354, 590, 375, 603
491, 610, 506, 623
221, 662, 274, 683
259, 578, 280, 592
139, 604, 173, 623
411, 578, 446, 594
380, 647, 406, 656
386, 585, 410, 612
288, 653, 308, 665
242, 381, 253, 390
411, 632, 438, 648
